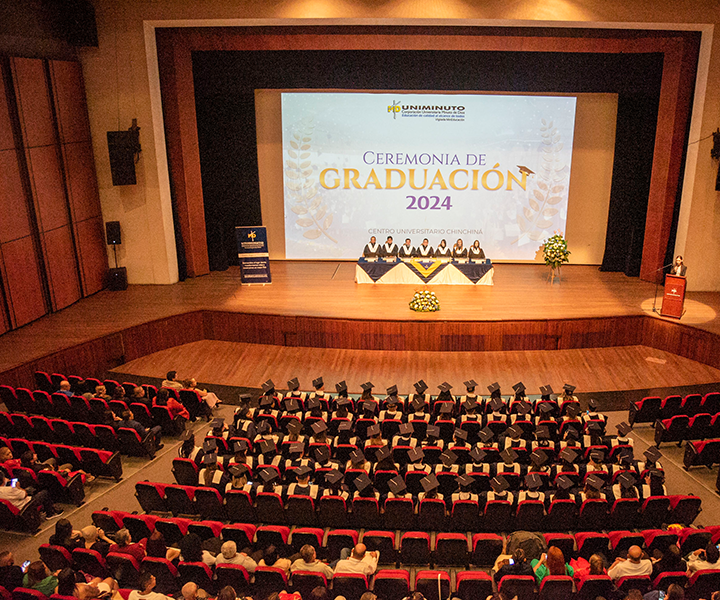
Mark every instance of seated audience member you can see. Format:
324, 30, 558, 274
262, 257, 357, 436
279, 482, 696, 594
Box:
290, 545, 333, 580
128, 572, 172, 600
111, 386, 127, 403
333, 544, 379, 577
185, 378, 221, 409
179, 533, 215, 566
56, 567, 117, 600
0, 447, 20, 470
307, 588, 333, 600
81, 525, 114, 557
644, 583, 685, 600
49, 518, 85, 551
180, 582, 208, 600
57, 380, 74, 398
686, 542, 720, 575
154, 387, 190, 421
493, 547, 534, 584
651, 544, 685, 580
607, 545, 652, 581
119, 410, 163, 450
259, 545, 291, 576
215, 541, 257, 573
145, 529, 180, 562
0, 471, 60, 517
161, 371, 184, 390
108, 528, 146, 563
130, 386, 152, 408
571, 553, 606, 586
94, 385, 111, 401
532, 547, 574, 584
22, 561, 58, 597
0, 551, 24, 592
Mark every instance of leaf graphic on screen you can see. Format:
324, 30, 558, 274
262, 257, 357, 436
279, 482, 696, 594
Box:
543, 208, 558, 217
300, 152, 310, 159
288, 150, 297, 159
537, 181, 548, 191
523, 207, 534, 220
286, 160, 298, 169
315, 206, 326, 220
290, 141, 299, 149
291, 205, 308, 215
324, 215, 333, 230
304, 229, 322, 239
300, 161, 310, 168
296, 218, 314, 227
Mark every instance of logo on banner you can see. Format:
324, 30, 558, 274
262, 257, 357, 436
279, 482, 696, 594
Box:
386, 101, 465, 122
387, 100, 401, 119
248, 231, 257, 241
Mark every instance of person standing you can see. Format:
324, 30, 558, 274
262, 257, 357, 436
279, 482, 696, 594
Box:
670, 255, 687, 276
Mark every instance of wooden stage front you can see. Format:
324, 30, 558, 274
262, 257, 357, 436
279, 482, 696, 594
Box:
1, 262, 720, 392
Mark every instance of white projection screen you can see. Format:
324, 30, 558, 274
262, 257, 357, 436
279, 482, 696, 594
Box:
280, 92, 577, 261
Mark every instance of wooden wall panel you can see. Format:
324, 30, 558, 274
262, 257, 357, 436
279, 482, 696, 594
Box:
1, 236, 47, 326
62, 142, 101, 222
26, 145, 70, 231
48, 60, 91, 144
74, 217, 107, 295
0, 150, 31, 242
42, 226, 81, 310
0, 71, 14, 151
10, 58, 55, 148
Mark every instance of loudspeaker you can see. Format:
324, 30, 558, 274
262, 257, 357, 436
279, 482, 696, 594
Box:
106, 221, 121, 245
107, 131, 137, 186
108, 267, 128, 291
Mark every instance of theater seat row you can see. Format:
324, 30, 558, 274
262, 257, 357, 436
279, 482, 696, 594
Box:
630, 392, 720, 425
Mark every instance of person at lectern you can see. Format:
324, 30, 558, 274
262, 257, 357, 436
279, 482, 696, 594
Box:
469, 240, 486, 260
381, 236, 399, 258
452, 239, 468, 259
435, 239, 451, 258
670, 255, 687, 276
416, 238, 434, 259
363, 236, 380, 258
399, 238, 414, 259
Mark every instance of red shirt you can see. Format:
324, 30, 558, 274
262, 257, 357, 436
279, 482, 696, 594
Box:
109, 542, 146, 564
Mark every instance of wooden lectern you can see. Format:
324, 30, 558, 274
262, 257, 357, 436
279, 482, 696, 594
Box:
660, 274, 686, 319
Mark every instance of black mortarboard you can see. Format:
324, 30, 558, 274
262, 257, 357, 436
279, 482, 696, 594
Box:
295, 465, 312, 479
516, 401, 531, 415
325, 469, 343, 485
229, 464, 247, 478
386, 395, 399, 406
500, 448, 518, 464
556, 475, 574, 490
539, 402, 554, 415
618, 447, 634, 464
440, 450, 458, 467
563, 383, 576, 394
181, 430, 193, 441
407, 447, 425, 463
398, 423, 413, 436
414, 380, 428, 395
287, 377, 300, 391
506, 425, 522, 440
256, 421, 271, 434
202, 453, 217, 465
336, 397, 351, 408
590, 450, 605, 463
286, 419, 302, 435
312, 377, 323, 389
559, 447, 578, 463
363, 400, 376, 413
421, 473, 440, 493
458, 474, 474, 489
284, 398, 300, 412
335, 380, 348, 393
338, 421, 352, 433
470, 447, 486, 463
644, 447, 662, 463
440, 403, 453, 415
535, 425, 551, 440
586, 474, 604, 490
388, 475, 407, 495
479, 427, 494, 443
489, 397, 505, 412
411, 398, 425, 412
540, 385, 554, 396
464, 379, 477, 390
375, 446, 392, 463
260, 396, 274, 408
360, 381, 374, 392
525, 472, 543, 490
203, 439, 217, 452
259, 468, 278, 484
438, 382, 453, 393
463, 399, 478, 411
530, 449, 548, 467
314, 446, 330, 463
619, 472, 636, 489
588, 399, 599, 411
386, 385, 398, 396
616, 422, 632, 437
426, 425, 440, 439
354, 472, 372, 492
288, 442, 304, 456
565, 428, 579, 440
210, 417, 225, 429
366, 424, 381, 438
491, 475, 509, 493
454, 428, 468, 441
259, 439, 276, 455
487, 382, 501, 394
312, 421, 328, 435
512, 382, 526, 394
349, 448, 366, 463
233, 440, 248, 453
261, 380, 275, 394
565, 403, 580, 418
586, 422, 602, 434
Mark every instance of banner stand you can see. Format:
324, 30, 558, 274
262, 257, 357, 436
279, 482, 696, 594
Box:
235, 226, 272, 285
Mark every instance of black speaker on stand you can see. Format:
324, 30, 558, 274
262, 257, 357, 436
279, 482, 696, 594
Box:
106, 221, 127, 291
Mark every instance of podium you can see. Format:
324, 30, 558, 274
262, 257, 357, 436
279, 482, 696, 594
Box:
660, 274, 686, 319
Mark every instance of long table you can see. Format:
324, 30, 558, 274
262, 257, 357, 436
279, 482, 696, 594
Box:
355, 258, 494, 285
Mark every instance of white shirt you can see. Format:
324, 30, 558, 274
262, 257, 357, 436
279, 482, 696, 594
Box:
215, 553, 258, 573
0, 486, 32, 510
290, 558, 334, 579
334, 552, 379, 576
128, 591, 173, 600
607, 558, 652, 581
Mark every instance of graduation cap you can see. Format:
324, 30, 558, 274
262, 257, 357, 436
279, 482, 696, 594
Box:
489, 397, 505, 412
464, 379, 478, 390
586, 422, 602, 434
616, 422, 632, 437
388, 475, 407, 495
506, 425, 522, 440
556, 475, 574, 490
338, 421, 352, 433
238, 394, 252, 405
314, 445, 330, 463
479, 427, 494, 443
229, 464, 248, 478
440, 450, 458, 467
233, 440, 248, 453
366, 424, 381, 438
530, 449, 548, 467
438, 382, 453, 393
565, 403, 580, 418
312, 377, 324, 389
648, 468, 663, 479
491, 475, 509, 494
258, 439, 276, 455
563, 383, 576, 395
349, 448, 366, 464
284, 398, 300, 412
335, 380, 348, 394
618, 447, 634, 464
517, 165, 535, 176
398, 423, 413, 436
386, 384, 398, 396
512, 382, 526, 394
586, 474, 604, 491
411, 398, 425, 412
362, 400, 377, 413
454, 428, 468, 441
516, 401, 532, 416
325, 469, 343, 485
564, 428, 579, 440
286, 419, 302, 435
181, 430, 194, 441
256, 421, 271, 434
259, 468, 278, 484
487, 382, 501, 395
414, 380, 428, 395
559, 447, 578, 464
386, 395, 400, 407
375, 446, 392, 463
588, 399, 599, 412
525, 472, 543, 490
458, 474, 474, 489
470, 447, 487, 463
421, 473, 440, 493
210, 417, 225, 429
440, 403, 454, 415
311, 421, 328, 436
426, 425, 441, 439
295, 465, 312, 479
354, 472, 372, 492
288, 442, 305, 456
539, 402, 554, 415
539, 385, 554, 396
261, 380, 275, 394
360, 382, 374, 392
535, 425, 551, 440
287, 377, 300, 391
260, 396, 274, 408
407, 447, 425, 463
590, 450, 605, 463
463, 399, 478, 412
336, 397, 352, 408
203, 439, 217, 453
500, 448, 518, 464
619, 472, 637, 489
202, 453, 217, 465
644, 447, 662, 463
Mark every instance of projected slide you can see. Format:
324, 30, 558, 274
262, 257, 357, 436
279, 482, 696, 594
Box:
281, 93, 576, 260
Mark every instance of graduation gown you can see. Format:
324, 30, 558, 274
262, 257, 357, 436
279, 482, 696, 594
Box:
363, 242, 380, 258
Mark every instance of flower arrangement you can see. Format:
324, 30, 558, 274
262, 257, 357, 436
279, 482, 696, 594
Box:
542, 232, 571, 270
410, 290, 440, 312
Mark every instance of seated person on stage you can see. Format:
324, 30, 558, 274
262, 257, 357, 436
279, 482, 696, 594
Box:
381, 236, 399, 259
435, 238, 451, 258
469, 239, 486, 260
670, 255, 687, 276
452, 238, 468, 259
416, 238, 434, 259
398, 238, 414, 259
362, 235, 380, 258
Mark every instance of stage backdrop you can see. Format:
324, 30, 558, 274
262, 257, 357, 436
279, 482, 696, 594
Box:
280, 92, 576, 261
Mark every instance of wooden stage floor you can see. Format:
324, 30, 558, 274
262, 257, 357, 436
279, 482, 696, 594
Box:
0, 262, 719, 375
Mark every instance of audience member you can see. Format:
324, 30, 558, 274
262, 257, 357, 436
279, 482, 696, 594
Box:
685, 542, 720, 575
179, 533, 215, 566
258, 545, 290, 575
81, 526, 114, 557
22, 561, 58, 597
290, 544, 333, 579
154, 388, 190, 421
307, 588, 332, 600
49, 519, 85, 551
334, 544, 379, 577
119, 410, 163, 450
161, 371, 183, 390
531, 546, 573, 584
180, 582, 208, 600
0, 471, 60, 517
644, 583, 684, 600
650, 544, 685, 580
571, 553, 606, 586
145, 530, 180, 562
108, 528, 146, 563
215, 541, 257, 573
608, 545, 652, 581
185, 378, 221, 409
0, 551, 23, 592
128, 572, 171, 600
57, 381, 74, 398
56, 567, 117, 600
493, 547, 534, 584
